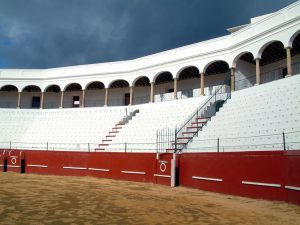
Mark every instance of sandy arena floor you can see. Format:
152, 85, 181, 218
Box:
0, 172, 299, 225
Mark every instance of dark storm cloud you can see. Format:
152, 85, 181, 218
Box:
0, 0, 297, 69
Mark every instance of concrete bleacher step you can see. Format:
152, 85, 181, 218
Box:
106, 135, 116, 138
177, 137, 191, 140
97, 111, 141, 151
165, 148, 177, 152
166, 115, 213, 152
182, 131, 197, 135
196, 117, 209, 120
172, 141, 188, 145
98, 143, 109, 147
187, 126, 202, 129
165, 148, 174, 152
109, 131, 120, 134
181, 132, 196, 137
191, 122, 206, 125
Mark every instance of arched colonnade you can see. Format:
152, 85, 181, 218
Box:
1, 30, 300, 109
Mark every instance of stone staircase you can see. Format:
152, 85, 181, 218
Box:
167, 117, 210, 152
95, 109, 139, 151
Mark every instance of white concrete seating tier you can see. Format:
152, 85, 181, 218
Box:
0, 75, 299, 152
105, 96, 208, 152
0, 107, 127, 150
186, 74, 300, 152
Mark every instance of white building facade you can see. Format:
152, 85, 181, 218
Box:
0, 1, 300, 109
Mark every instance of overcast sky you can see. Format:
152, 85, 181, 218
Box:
0, 0, 297, 69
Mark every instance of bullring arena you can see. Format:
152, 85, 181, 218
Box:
1, 1, 300, 224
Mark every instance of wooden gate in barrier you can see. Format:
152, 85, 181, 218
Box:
4, 150, 25, 173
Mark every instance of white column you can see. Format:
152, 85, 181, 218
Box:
150, 82, 154, 103
17, 91, 21, 109
255, 58, 261, 85
286, 47, 292, 77
230, 68, 235, 92
60, 91, 64, 108
173, 78, 178, 99
104, 88, 108, 106
129, 86, 133, 105
200, 73, 205, 96
40, 92, 44, 109
81, 89, 85, 108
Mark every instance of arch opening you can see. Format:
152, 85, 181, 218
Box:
22, 85, 41, 92
133, 76, 150, 105
259, 41, 287, 84
178, 66, 199, 80
108, 80, 130, 106
134, 76, 150, 87
291, 31, 300, 75
86, 81, 105, 90
0, 85, 19, 108
0, 85, 18, 92
203, 61, 230, 95
235, 52, 256, 91
154, 72, 173, 85
65, 83, 82, 92
44, 85, 61, 109
63, 83, 82, 108
153, 72, 174, 102
45, 85, 61, 93
21, 85, 42, 109
260, 41, 285, 66
205, 61, 229, 75
85, 81, 105, 107
177, 66, 200, 99
109, 80, 129, 89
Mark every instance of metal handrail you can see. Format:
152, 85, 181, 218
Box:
155, 72, 231, 153
175, 87, 231, 152
1, 130, 299, 152
176, 71, 231, 136
175, 84, 225, 136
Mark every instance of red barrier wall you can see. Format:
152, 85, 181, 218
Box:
179, 150, 300, 205
1, 149, 300, 205
0, 150, 25, 173
0, 150, 173, 186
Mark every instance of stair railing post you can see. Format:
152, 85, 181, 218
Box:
175, 128, 177, 153
46, 142, 48, 151
88, 143, 90, 152
125, 142, 127, 153
169, 128, 171, 152
196, 108, 199, 137
215, 91, 217, 102
159, 129, 161, 153
166, 128, 168, 152
283, 131, 286, 151
156, 130, 158, 152
217, 137, 220, 152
